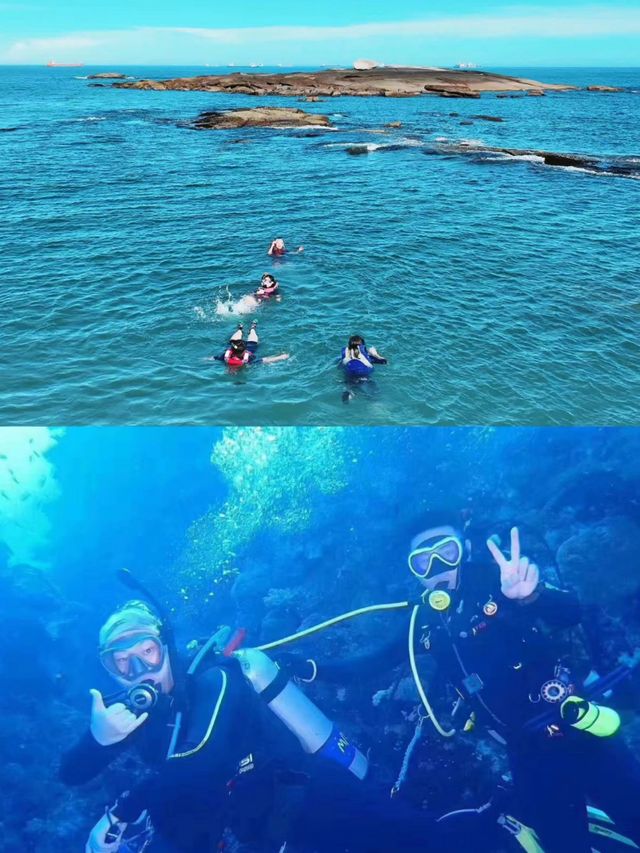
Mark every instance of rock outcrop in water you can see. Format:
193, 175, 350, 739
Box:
190, 107, 332, 130
115, 67, 574, 98
87, 72, 127, 79
337, 136, 640, 179
431, 140, 640, 177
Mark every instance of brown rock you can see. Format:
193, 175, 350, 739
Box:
191, 106, 332, 130
88, 72, 127, 79
586, 85, 623, 93
437, 90, 481, 99
115, 67, 574, 99
527, 89, 545, 96
386, 121, 403, 128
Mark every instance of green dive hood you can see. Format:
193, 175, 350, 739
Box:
560, 696, 621, 737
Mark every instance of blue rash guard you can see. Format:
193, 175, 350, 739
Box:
340, 344, 386, 378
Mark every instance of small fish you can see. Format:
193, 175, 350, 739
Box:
8, 469, 19, 484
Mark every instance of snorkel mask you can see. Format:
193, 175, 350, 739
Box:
98, 598, 173, 692
408, 532, 464, 580
100, 632, 168, 683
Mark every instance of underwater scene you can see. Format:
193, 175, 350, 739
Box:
3, 425, 640, 852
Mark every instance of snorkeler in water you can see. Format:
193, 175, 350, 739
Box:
339, 335, 388, 403
255, 274, 281, 302
267, 237, 304, 257
207, 321, 289, 367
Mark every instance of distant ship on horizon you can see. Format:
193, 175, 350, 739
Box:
454, 62, 478, 69
47, 60, 85, 68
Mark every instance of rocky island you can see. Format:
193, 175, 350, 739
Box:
115, 66, 574, 99
190, 107, 332, 130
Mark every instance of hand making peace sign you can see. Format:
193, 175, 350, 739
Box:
486, 526, 540, 600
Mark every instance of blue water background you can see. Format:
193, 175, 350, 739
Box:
1, 67, 639, 425
3, 425, 640, 849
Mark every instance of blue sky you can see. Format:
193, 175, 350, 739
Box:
1, 1, 639, 66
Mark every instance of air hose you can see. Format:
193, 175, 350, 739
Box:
408, 605, 455, 737
258, 600, 455, 738
257, 601, 412, 652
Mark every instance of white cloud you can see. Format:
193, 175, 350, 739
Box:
163, 8, 640, 42
3, 6, 640, 63
7, 34, 102, 58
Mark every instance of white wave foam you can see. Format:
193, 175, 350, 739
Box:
214, 292, 260, 317
193, 306, 208, 321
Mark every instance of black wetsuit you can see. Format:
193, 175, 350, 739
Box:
309, 562, 640, 853
60, 657, 441, 852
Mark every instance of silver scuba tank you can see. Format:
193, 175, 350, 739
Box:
234, 647, 368, 780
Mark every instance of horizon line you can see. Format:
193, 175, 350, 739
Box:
1, 63, 639, 68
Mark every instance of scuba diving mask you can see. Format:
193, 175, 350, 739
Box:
408, 535, 463, 580
100, 633, 167, 683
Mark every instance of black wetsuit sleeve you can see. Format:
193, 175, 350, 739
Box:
59, 730, 127, 785
514, 582, 582, 629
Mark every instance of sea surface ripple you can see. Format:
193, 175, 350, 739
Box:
1, 66, 639, 425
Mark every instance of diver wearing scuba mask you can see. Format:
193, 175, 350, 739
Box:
61, 598, 262, 852
294, 520, 640, 853
61, 593, 449, 853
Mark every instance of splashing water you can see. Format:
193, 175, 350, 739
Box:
0, 427, 62, 568
178, 427, 349, 596
214, 292, 261, 317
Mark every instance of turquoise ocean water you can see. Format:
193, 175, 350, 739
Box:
1, 66, 639, 425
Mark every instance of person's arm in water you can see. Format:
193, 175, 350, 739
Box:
60, 690, 147, 785
487, 527, 581, 629
367, 346, 388, 364
261, 353, 290, 364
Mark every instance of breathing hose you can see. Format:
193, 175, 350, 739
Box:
257, 601, 412, 652
408, 605, 456, 737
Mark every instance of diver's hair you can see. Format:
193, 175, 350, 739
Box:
99, 599, 162, 650
348, 335, 364, 358
262, 274, 276, 285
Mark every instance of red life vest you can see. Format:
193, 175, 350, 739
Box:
225, 349, 248, 367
